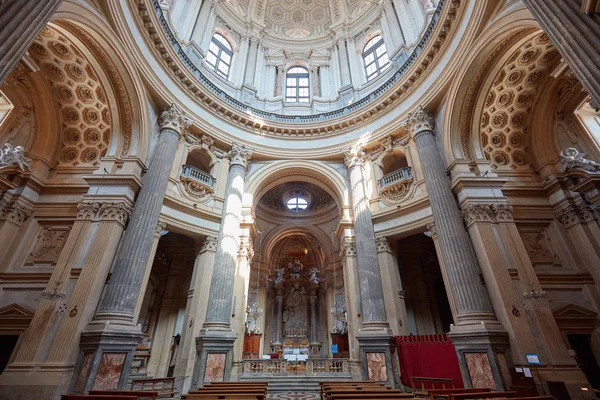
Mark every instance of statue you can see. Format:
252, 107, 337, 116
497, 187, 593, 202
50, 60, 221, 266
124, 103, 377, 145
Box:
274, 267, 285, 284
560, 147, 600, 173
309, 267, 320, 284
0, 143, 30, 171
288, 258, 303, 278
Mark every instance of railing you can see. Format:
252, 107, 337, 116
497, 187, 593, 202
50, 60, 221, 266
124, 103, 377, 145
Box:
181, 165, 215, 189
378, 167, 413, 190
149, 0, 446, 124
241, 358, 350, 376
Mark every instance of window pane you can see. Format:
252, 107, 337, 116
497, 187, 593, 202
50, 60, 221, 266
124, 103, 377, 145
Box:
206, 52, 217, 67
367, 64, 377, 75
364, 53, 375, 64
299, 88, 309, 97
376, 45, 387, 57
378, 54, 389, 67
289, 67, 308, 74
364, 37, 380, 51
220, 52, 231, 64
299, 78, 309, 87
287, 88, 296, 96
218, 63, 229, 75
209, 42, 219, 54
287, 78, 296, 86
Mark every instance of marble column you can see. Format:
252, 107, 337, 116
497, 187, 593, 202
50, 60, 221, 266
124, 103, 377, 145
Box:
273, 288, 284, 345
339, 240, 360, 362
383, 1, 403, 51
343, 152, 398, 387
406, 107, 508, 389
376, 237, 409, 336
72, 104, 190, 392
521, 0, 600, 106
344, 149, 389, 328
0, 0, 62, 84
192, 144, 252, 387
310, 290, 319, 345
175, 236, 217, 394
337, 39, 352, 88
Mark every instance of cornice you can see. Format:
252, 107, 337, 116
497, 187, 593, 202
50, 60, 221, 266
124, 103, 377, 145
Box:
130, 0, 462, 138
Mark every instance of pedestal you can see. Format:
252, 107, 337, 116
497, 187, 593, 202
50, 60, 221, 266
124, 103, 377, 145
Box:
192, 334, 236, 388
357, 334, 401, 389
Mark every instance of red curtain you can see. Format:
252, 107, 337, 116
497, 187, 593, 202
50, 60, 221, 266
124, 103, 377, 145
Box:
396, 334, 464, 388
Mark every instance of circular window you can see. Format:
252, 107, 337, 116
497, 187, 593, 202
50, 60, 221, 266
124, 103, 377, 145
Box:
286, 196, 308, 211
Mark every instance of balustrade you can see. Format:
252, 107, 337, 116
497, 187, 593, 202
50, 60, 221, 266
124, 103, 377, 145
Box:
181, 165, 216, 188
241, 358, 350, 376
378, 167, 413, 190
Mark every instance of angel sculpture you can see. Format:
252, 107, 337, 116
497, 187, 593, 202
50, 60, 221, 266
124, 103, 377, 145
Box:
0, 143, 31, 171
274, 267, 285, 284
309, 267, 320, 284
560, 147, 600, 173
289, 258, 303, 278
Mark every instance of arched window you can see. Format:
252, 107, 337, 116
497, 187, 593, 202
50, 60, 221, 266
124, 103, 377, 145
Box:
0, 91, 14, 129
363, 36, 389, 81
206, 33, 233, 79
286, 67, 310, 103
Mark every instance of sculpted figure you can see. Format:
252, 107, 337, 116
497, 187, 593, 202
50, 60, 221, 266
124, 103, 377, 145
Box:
274, 267, 285, 284
309, 267, 320, 284
560, 147, 600, 173
0, 143, 31, 171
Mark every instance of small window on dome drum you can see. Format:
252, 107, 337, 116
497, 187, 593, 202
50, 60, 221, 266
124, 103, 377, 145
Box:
206, 33, 233, 79
363, 36, 390, 81
285, 67, 310, 103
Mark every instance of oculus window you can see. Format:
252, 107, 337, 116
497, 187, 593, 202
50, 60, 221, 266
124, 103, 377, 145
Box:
363, 36, 390, 81
206, 33, 233, 79
286, 67, 310, 103
286, 196, 309, 211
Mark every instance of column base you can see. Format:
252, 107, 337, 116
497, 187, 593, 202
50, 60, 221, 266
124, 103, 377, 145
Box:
356, 332, 401, 389
69, 324, 143, 394
448, 323, 510, 390
191, 330, 237, 389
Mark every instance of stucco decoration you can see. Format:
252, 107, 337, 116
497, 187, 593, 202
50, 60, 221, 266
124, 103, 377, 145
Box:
265, 0, 332, 39
0, 143, 30, 171
479, 33, 561, 169
29, 27, 112, 167
559, 147, 600, 172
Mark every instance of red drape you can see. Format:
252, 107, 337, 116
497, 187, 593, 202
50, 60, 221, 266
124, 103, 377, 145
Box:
396, 334, 464, 388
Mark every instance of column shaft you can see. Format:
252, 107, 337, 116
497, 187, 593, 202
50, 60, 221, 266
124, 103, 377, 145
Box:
408, 110, 497, 325
95, 108, 187, 323
521, 0, 600, 106
273, 292, 283, 345
376, 238, 409, 336
310, 294, 318, 344
337, 40, 352, 87
345, 151, 388, 326
0, 0, 62, 84
244, 38, 258, 86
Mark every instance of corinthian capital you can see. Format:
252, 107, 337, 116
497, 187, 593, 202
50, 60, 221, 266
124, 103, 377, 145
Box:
227, 143, 253, 169
376, 237, 392, 253
200, 236, 218, 253
404, 106, 435, 136
99, 202, 133, 225
461, 204, 493, 227
158, 104, 192, 136
343, 147, 367, 169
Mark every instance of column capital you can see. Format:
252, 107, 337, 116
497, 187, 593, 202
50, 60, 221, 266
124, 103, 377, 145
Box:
339, 240, 357, 258
199, 236, 218, 254
158, 104, 192, 136
426, 222, 438, 240
99, 202, 133, 225
76, 202, 100, 221
155, 221, 167, 237
404, 106, 435, 137
0, 201, 33, 225
461, 204, 494, 227
556, 205, 583, 228
491, 204, 514, 223
343, 147, 367, 169
238, 241, 254, 261
376, 237, 393, 253
227, 143, 253, 169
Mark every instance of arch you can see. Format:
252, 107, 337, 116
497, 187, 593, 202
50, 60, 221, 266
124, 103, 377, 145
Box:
51, 0, 152, 163
261, 225, 334, 267
442, 5, 540, 166
245, 160, 350, 213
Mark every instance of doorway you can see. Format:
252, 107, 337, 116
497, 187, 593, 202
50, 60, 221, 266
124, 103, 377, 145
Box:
567, 334, 600, 390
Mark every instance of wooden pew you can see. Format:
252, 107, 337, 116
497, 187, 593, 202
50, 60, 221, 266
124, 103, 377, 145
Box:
184, 396, 263, 400
185, 388, 266, 400
328, 392, 413, 400
429, 389, 492, 400
448, 392, 517, 400
321, 382, 389, 399
130, 377, 176, 398
322, 384, 393, 399
412, 377, 455, 397
89, 390, 159, 400
61, 396, 137, 400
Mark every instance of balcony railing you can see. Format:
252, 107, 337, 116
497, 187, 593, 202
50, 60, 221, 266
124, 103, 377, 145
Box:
378, 167, 413, 190
241, 358, 350, 377
181, 165, 215, 189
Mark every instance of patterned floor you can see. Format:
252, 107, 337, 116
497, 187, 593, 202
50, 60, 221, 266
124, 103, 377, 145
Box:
267, 393, 320, 399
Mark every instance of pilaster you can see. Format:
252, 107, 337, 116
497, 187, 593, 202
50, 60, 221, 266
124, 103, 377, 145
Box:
376, 237, 409, 336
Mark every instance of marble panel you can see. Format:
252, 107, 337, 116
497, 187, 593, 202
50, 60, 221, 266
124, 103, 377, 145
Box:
93, 352, 126, 390
465, 352, 496, 389
73, 352, 93, 393
497, 352, 511, 388
367, 352, 388, 382
204, 353, 226, 383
